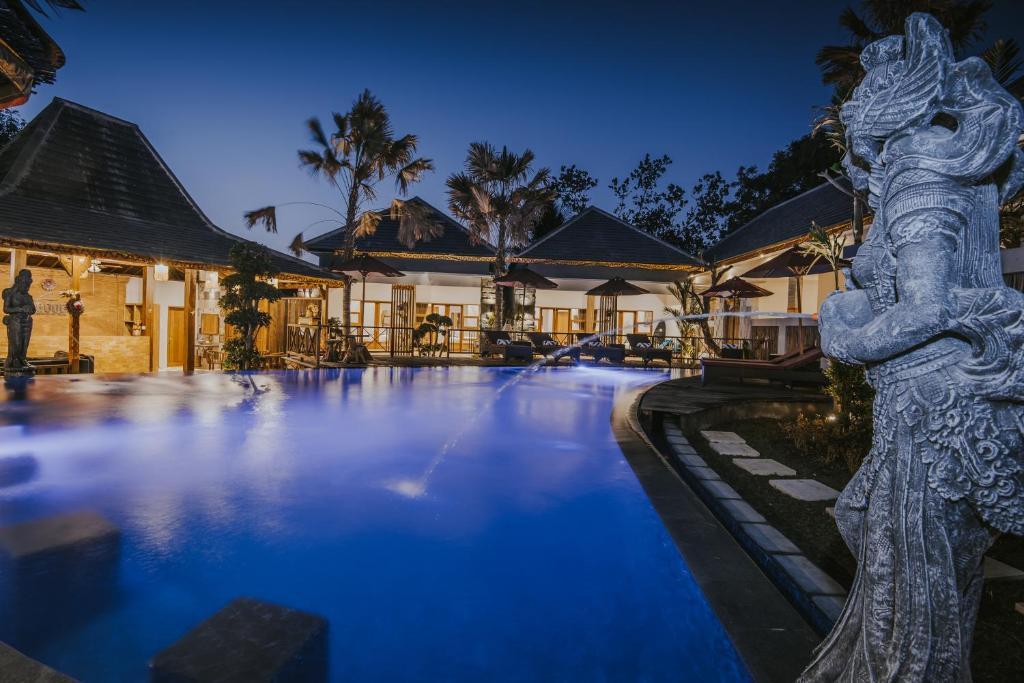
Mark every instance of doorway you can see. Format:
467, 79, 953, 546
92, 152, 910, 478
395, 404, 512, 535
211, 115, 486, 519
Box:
167, 306, 185, 367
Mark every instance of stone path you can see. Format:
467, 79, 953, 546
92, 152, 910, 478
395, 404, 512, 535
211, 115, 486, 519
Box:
983, 556, 1024, 581
769, 479, 841, 502
660, 425, 847, 626
708, 440, 761, 457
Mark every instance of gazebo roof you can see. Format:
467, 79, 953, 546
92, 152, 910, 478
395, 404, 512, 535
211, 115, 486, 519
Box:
0, 98, 336, 282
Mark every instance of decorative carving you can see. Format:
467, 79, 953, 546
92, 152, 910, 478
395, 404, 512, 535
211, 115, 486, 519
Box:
2, 269, 36, 375
803, 14, 1024, 681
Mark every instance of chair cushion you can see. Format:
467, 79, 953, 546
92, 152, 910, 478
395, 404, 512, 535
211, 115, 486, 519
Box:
542, 340, 558, 347
496, 338, 511, 346
636, 342, 652, 349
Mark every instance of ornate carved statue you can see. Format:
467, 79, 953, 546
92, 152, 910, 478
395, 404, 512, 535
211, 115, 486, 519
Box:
2, 268, 35, 375
803, 14, 1024, 681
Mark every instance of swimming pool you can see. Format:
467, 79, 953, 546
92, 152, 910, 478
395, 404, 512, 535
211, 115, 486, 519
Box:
0, 367, 748, 682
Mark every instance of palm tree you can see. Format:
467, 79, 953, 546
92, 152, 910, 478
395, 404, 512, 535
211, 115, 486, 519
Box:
446, 143, 554, 328
245, 89, 436, 344
800, 222, 847, 291
816, 0, 991, 92
664, 265, 725, 357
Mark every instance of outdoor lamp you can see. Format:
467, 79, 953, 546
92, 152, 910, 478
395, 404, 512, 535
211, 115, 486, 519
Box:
154, 263, 169, 281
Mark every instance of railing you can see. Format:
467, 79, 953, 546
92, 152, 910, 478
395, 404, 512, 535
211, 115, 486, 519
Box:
286, 324, 322, 364
321, 325, 776, 366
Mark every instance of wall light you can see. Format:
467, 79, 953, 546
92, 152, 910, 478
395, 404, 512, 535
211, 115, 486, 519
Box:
87, 259, 102, 273
205, 271, 219, 286
154, 263, 169, 282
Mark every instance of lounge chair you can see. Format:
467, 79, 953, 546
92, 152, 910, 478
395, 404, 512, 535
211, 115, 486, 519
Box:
700, 347, 825, 386
526, 332, 580, 364
481, 330, 533, 362
574, 333, 626, 364
626, 334, 673, 367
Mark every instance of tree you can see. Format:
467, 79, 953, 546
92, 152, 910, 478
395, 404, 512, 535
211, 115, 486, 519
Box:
800, 221, 848, 291
664, 265, 726, 357
0, 109, 24, 147
816, 0, 991, 92
680, 171, 731, 256
609, 154, 687, 241
533, 164, 598, 241
219, 243, 283, 370
245, 90, 435, 347
446, 142, 554, 327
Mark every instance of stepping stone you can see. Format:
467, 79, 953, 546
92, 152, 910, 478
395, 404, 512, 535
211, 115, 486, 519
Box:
0, 455, 37, 488
0, 642, 78, 682
686, 466, 720, 481
0, 511, 121, 643
812, 595, 846, 624
983, 557, 1024, 581
719, 499, 765, 524
150, 597, 328, 683
708, 441, 760, 457
824, 507, 836, 519
701, 480, 741, 500
733, 458, 795, 477
675, 451, 707, 468
1016, 602, 1024, 616
741, 523, 801, 555
770, 479, 840, 502
775, 554, 845, 596
700, 430, 745, 443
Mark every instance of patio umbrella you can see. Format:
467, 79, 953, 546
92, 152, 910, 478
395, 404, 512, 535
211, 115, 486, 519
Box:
331, 253, 405, 334
701, 277, 773, 342
740, 247, 850, 351
586, 277, 649, 340
494, 266, 558, 333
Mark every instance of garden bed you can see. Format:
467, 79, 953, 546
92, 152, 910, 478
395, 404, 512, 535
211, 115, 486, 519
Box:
691, 417, 1024, 683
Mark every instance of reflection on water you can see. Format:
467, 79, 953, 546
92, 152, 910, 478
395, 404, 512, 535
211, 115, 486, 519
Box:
0, 367, 748, 682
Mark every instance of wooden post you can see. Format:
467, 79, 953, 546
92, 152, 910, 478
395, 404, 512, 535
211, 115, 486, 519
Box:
69, 255, 83, 373
143, 265, 158, 372
8, 248, 26, 285
183, 268, 196, 374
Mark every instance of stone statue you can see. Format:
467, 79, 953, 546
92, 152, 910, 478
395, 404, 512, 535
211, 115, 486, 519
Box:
803, 13, 1024, 681
2, 268, 35, 375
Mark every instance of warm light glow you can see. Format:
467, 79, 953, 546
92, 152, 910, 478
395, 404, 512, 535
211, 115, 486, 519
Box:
87, 259, 102, 273
205, 271, 219, 286
154, 263, 169, 281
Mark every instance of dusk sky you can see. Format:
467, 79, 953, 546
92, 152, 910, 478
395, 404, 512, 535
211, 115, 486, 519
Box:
18, 0, 1024, 256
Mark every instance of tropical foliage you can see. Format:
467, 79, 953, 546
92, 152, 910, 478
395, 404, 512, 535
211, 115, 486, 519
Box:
219, 243, 282, 371
446, 142, 554, 327
800, 221, 847, 291
413, 312, 453, 356
664, 267, 725, 356
245, 89, 436, 345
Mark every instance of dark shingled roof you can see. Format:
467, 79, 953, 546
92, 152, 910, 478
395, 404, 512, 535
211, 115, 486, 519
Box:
0, 98, 336, 281
517, 206, 699, 267
303, 196, 494, 259
707, 180, 856, 262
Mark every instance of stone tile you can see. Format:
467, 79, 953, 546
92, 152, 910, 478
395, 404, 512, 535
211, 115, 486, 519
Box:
733, 458, 796, 477
825, 507, 836, 519
741, 523, 801, 555
812, 595, 846, 624
675, 451, 707, 468
666, 434, 693, 448
770, 479, 840, 502
701, 480, 742, 500
708, 441, 760, 457
686, 466, 721, 481
150, 597, 328, 683
775, 554, 845, 596
983, 556, 1024, 581
1016, 602, 1024, 616
0, 642, 77, 682
720, 498, 766, 524
669, 441, 698, 456
700, 430, 746, 443
663, 423, 683, 437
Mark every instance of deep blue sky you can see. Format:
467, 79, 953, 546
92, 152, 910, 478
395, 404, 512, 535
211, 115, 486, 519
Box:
17, 0, 1024, 255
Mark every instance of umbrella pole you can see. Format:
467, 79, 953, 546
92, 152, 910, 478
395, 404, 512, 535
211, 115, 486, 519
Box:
521, 285, 527, 335
362, 274, 368, 337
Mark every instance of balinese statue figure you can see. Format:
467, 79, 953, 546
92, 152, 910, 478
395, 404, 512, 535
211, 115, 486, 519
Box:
802, 13, 1024, 682
2, 268, 35, 374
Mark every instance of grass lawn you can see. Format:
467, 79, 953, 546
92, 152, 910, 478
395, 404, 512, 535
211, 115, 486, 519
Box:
691, 418, 1024, 683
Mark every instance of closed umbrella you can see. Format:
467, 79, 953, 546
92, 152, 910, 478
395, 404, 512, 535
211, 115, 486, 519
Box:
740, 247, 850, 351
494, 267, 558, 333
586, 277, 649, 341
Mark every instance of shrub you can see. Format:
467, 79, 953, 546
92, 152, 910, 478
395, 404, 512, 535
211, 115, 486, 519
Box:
784, 360, 874, 473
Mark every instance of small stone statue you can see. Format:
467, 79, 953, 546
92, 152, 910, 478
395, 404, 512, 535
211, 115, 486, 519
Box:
2, 268, 35, 375
803, 13, 1024, 682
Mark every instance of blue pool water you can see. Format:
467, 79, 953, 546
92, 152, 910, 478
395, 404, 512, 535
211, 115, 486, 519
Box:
0, 367, 748, 682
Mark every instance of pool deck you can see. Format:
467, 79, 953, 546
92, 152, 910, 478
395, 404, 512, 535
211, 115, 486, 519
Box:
615, 378, 827, 683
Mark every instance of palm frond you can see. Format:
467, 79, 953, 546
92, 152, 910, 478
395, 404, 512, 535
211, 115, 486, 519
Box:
24, 0, 84, 17
288, 233, 305, 257
354, 210, 383, 237
395, 157, 434, 194
244, 206, 278, 234
392, 198, 445, 248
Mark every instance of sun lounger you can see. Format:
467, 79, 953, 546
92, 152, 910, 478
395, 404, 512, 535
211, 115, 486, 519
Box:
574, 334, 626, 364
526, 332, 579, 364
481, 330, 533, 362
700, 347, 825, 386
625, 334, 673, 367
